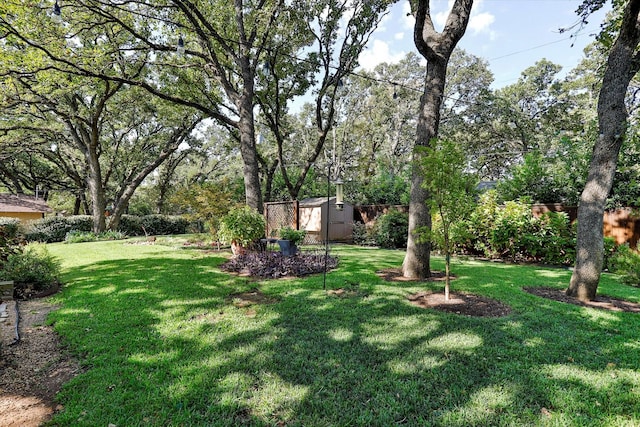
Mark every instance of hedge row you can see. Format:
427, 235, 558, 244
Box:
17, 214, 191, 243
117, 215, 190, 237
354, 193, 578, 266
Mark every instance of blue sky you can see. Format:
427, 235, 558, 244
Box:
358, 0, 612, 88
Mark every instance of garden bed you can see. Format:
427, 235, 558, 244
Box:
220, 251, 338, 279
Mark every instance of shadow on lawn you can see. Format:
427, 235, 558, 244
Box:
50, 253, 640, 426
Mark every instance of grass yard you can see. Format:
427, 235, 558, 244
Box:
44, 238, 640, 426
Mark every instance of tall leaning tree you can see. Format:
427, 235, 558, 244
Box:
403, 0, 474, 279
568, 0, 640, 301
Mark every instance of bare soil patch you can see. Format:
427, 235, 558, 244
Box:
227, 288, 278, 307
0, 298, 81, 427
524, 287, 640, 313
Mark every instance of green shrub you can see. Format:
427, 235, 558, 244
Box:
217, 206, 265, 247
278, 227, 306, 245
141, 215, 189, 235
0, 218, 21, 239
521, 212, 576, 266
374, 210, 408, 249
352, 222, 376, 246
117, 215, 188, 236
0, 244, 61, 291
65, 230, 98, 244
24, 216, 93, 243
117, 215, 143, 236
65, 230, 128, 244
99, 230, 127, 240
458, 190, 501, 257
0, 219, 24, 264
490, 200, 535, 261
609, 244, 640, 286
455, 193, 577, 266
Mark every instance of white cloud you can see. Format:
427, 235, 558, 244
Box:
394, 32, 404, 41
402, 2, 414, 30
377, 12, 391, 33
421, 0, 496, 37
469, 12, 495, 36
358, 39, 406, 70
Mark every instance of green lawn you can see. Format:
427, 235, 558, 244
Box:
45, 239, 640, 426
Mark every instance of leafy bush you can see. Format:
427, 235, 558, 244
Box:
521, 212, 576, 265
23, 215, 93, 243
0, 244, 61, 292
458, 190, 502, 257
64, 230, 127, 244
169, 182, 234, 234
608, 244, 640, 286
117, 215, 143, 236
374, 210, 408, 249
455, 193, 577, 266
117, 215, 189, 236
217, 206, 266, 247
490, 200, 535, 261
0, 217, 21, 239
278, 227, 306, 245
496, 152, 565, 203
355, 170, 410, 205
352, 222, 376, 246
65, 231, 98, 244
100, 230, 127, 240
140, 215, 189, 235
0, 220, 24, 264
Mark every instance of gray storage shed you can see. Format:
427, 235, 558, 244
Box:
299, 197, 353, 244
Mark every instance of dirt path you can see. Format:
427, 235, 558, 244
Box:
0, 298, 80, 427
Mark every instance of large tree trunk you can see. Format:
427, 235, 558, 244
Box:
568, 0, 640, 301
403, 0, 473, 279
238, 97, 263, 213
403, 60, 448, 278
85, 147, 107, 233
237, 52, 263, 212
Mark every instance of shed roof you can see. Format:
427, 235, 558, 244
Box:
300, 197, 353, 208
300, 196, 335, 207
0, 194, 52, 213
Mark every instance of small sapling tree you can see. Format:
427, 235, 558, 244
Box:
417, 139, 477, 300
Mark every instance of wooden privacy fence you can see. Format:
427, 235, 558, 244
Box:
355, 203, 640, 248
531, 204, 640, 248
603, 209, 640, 248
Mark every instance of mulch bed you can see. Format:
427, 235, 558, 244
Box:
220, 251, 338, 279
524, 287, 640, 313
407, 291, 513, 317
377, 268, 452, 282
378, 267, 511, 317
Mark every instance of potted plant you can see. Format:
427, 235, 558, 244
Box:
277, 227, 306, 256
217, 206, 265, 255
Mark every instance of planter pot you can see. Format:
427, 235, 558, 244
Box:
231, 241, 247, 256
277, 239, 298, 256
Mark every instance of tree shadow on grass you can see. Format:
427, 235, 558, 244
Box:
48, 252, 640, 426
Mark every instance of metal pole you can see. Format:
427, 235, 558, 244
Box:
323, 164, 330, 290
